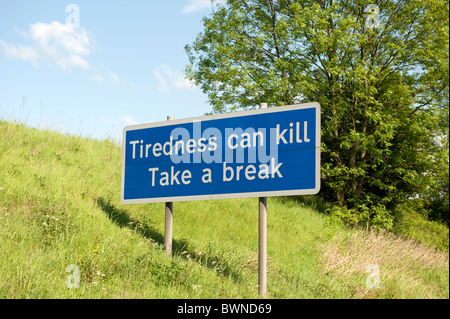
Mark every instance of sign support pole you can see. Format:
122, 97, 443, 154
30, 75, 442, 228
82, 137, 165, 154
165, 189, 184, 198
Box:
259, 196, 267, 297
165, 202, 173, 257
258, 103, 267, 297
165, 115, 175, 257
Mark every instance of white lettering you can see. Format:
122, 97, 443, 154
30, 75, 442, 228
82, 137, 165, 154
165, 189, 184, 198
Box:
270, 158, 283, 178
245, 165, 256, 180
148, 167, 159, 186
153, 143, 162, 157
258, 164, 270, 179
181, 170, 191, 185
296, 122, 302, 143
129, 140, 139, 159
304, 121, 310, 142
208, 136, 217, 151
223, 162, 234, 182
222, 159, 283, 182
202, 168, 212, 183
228, 134, 239, 149
163, 136, 173, 156
240, 133, 251, 148
186, 139, 196, 153
276, 124, 287, 145
170, 166, 180, 185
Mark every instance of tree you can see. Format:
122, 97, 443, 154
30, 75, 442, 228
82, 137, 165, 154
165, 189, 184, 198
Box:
422, 104, 449, 225
185, 0, 449, 228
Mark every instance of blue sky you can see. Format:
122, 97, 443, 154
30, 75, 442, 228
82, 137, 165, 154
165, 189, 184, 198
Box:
0, 0, 219, 141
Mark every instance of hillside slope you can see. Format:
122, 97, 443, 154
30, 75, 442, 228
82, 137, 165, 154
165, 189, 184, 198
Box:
0, 121, 448, 298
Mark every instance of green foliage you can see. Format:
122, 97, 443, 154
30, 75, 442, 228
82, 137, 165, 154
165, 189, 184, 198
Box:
393, 205, 449, 251
185, 0, 449, 227
328, 203, 394, 230
423, 114, 449, 225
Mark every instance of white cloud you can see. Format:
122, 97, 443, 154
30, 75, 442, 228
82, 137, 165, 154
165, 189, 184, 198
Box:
90, 69, 120, 85
0, 40, 39, 66
99, 115, 116, 125
121, 115, 138, 125
153, 64, 195, 93
30, 21, 91, 57
153, 69, 168, 92
55, 54, 90, 70
182, 0, 224, 13
90, 74, 104, 83
106, 70, 120, 85
1, 20, 121, 85
100, 115, 139, 126
0, 21, 93, 71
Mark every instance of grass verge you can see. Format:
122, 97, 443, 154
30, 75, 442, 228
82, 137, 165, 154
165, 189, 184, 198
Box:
0, 121, 448, 298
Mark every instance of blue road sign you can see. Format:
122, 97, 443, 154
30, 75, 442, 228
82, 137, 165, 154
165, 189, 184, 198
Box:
121, 103, 320, 203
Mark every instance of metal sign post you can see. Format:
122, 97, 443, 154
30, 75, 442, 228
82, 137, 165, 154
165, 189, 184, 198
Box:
165, 115, 174, 257
258, 103, 267, 297
259, 196, 267, 297
165, 201, 173, 257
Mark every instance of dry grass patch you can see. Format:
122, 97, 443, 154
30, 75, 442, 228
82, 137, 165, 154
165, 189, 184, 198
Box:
318, 229, 449, 298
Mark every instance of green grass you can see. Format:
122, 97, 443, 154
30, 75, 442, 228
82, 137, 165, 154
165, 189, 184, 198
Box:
0, 121, 448, 298
393, 207, 449, 251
